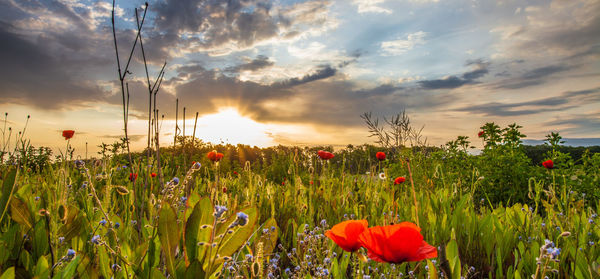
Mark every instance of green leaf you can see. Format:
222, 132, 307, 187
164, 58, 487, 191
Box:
0, 169, 18, 225
0, 267, 14, 279
57, 211, 84, 243
33, 256, 49, 278
216, 207, 259, 257
158, 202, 180, 278
184, 197, 214, 264
445, 239, 461, 279
33, 219, 49, 260
427, 259, 439, 279
185, 261, 206, 279
10, 196, 33, 230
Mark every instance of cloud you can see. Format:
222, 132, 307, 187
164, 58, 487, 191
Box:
457, 87, 600, 117
150, 0, 336, 56
274, 65, 336, 87
0, 23, 108, 110
418, 59, 490, 89
352, 0, 392, 14
492, 64, 573, 90
225, 55, 274, 73
380, 31, 426, 56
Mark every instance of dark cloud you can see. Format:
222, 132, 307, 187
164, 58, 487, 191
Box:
492, 64, 573, 90
418, 59, 490, 90
0, 23, 107, 109
274, 65, 336, 87
225, 55, 274, 73
458, 87, 600, 117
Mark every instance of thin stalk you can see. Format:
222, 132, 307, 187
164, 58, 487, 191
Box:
406, 159, 420, 227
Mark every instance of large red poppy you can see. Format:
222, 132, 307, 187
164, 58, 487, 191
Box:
62, 130, 75, 140
376, 152, 386, 161
478, 131, 484, 138
394, 177, 406, 184
325, 220, 368, 252
207, 151, 224, 162
542, 159, 554, 169
358, 222, 437, 263
318, 150, 334, 160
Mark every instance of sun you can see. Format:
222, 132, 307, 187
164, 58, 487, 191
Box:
193, 108, 273, 147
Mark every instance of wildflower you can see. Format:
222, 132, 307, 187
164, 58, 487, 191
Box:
478, 131, 484, 137
99, 219, 107, 226
317, 150, 334, 160
150, 172, 157, 178
223, 187, 227, 193
129, 173, 138, 182
172, 177, 180, 185
91, 235, 101, 245
192, 161, 201, 169
233, 171, 238, 175
542, 159, 554, 169
58, 237, 65, 244
394, 177, 406, 185
67, 249, 76, 258
324, 220, 368, 252
35, 196, 40, 201
357, 222, 437, 263
234, 212, 249, 227
214, 205, 228, 218
62, 130, 75, 140
114, 222, 120, 229
376, 152, 386, 161
378, 172, 386, 180
207, 150, 224, 162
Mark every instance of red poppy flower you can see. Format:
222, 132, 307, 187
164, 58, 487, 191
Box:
207, 151, 224, 162
478, 131, 484, 137
358, 222, 437, 263
233, 171, 238, 175
376, 152, 386, 161
222, 187, 227, 193
318, 150, 334, 160
310, 181, 313, 185
542, 159, 554, 169
62, 130, 75, 140
324, 220, 368, 252
150, 172, 157, 178
129, 173, 138, 182
394, 177, 406, 184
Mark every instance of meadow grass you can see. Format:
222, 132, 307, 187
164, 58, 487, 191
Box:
0, 128, 599, 278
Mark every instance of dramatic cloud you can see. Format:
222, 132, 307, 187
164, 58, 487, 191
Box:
491, 64, 573, 90
0, 23, 107, 109
418, 60, 490, 89
457, 87, 600, 117
225, 55, 274, 73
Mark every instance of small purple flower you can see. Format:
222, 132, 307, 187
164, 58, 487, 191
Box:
67, 249, 76, 257
99, 219, 107, 226
91, 235, 101, 245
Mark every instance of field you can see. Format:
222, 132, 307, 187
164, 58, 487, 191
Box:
0, 121, 599, 279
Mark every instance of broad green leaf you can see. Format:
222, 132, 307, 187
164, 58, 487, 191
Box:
184, 197, 214, 264
34, 256, 49, 278
0, 267, 14, 279
33, 219, 49, 260
446, 239, 461, 279
158, 202, 180, 277
10, 197, 33, 230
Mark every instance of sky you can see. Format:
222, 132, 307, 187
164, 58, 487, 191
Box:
0, 0, 599, 157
